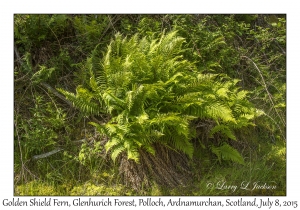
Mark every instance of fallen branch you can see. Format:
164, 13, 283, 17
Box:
33, 148, 63, 160
14, 44, 73, 106
40, 82, 73, 107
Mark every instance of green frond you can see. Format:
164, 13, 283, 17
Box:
255, 109, 265, 117
236, 90, 249, 100
90, 45, 102, 69
147, 113, 194, 158
89, 122, 107, 135
150, 113, 183, 126
31, 65, 56, 84
102, 91, 126, 113
108, 123, 129, 140
148, 129, 165, 139
65, 30, 258, 164
124, 139, 140, 162
57, 88, 102, 116
216, 87, 230, 99
105, 137, 121, 152
211, 143, 245, 165
127, 149, 140, 162
204, 102, 236, 123
210, 124, 236, 140
125, 84, 146, 115
135, 112, 149, 124
142, 144, 156, 156
172, 137, 194, 159
110, 143, 125, 162
89, 75, 99, 92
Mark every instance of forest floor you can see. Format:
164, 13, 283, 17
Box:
14, 140, 285, 196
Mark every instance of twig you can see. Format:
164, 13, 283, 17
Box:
14, 44, 74, 108
14, 116, 26, 182
107, 15, 117, 33
40, 82, 73, 107
14, 44, 31, 82
241, 56, 286, 140
271, 38, 286, 55
14, 43, 22, 64
32, 148, 63, 160
98, 15, 121, 43
48, 25, 62, 50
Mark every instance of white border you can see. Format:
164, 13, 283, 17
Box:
1, 1, 299, 209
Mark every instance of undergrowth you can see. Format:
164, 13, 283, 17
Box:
14, 14, 286, 196
15, 140, 285, 196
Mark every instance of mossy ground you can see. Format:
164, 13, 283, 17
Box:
15, 140, 285, 196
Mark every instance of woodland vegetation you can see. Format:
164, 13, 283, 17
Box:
14, 14, 286, 195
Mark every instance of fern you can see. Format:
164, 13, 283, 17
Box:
57, 87, 103, 116
211, 143, 245, 165
210, 124, 237, 140
59, 30, 258, 163
31, 65, 56, 84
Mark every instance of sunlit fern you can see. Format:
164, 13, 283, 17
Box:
59, 31, 259, 164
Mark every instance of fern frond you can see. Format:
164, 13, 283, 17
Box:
126, 84, 146, 116
66, 30, 259, 164
216, 87, 230, 99
105, 137, 121, 151
57, 88, 102, 115
172, 136, 194, 159
124, 139, 140, 162
102, 90, 126, 112
211, 143, 245, 165
210, 124, 236, 140
127, 149, 140, 162
31, 65, 56, 84
142, 144, 156, 156
204, 101, 236, 123
89, 122, 107, 135
110, 143, 125, 162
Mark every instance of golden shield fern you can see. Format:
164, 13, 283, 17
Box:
59, 31, 258, 165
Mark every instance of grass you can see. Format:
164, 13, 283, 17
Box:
14, 139, 286, 196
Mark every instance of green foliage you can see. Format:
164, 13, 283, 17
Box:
192, 140, 286, 196
137, 16, 163, 37
14, 14, 286, 195
211, 143, 245, 165
14, 95, 66, 160
78, 141, 104, 170
169, 14, 286, 141
72, 15, 111, 53
70, 182, 134, 196
60, 31, 258, 164
15, 180, 60, 196
31, 65, 56, 84
14, 14, 70, 58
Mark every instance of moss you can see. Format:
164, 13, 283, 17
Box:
15, 180, 60, 196
70, 182, 134, 196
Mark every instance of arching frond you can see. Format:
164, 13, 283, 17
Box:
210, 124, 236, 140
57, 88, 103, 116
211, 143, 245, 165
59, 30, 258, 164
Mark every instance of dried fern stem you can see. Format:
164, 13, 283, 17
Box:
118, 144, 192, 191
